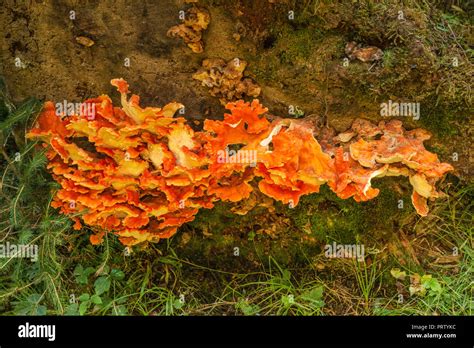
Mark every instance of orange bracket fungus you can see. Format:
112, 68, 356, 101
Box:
27, 79, 454, 246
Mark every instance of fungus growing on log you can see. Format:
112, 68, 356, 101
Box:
27, 79, 454, 246
193, 58, 261, 105
167, 6, 210, 53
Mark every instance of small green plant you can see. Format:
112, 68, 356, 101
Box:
13, 293, 47, 315
74, 265, 95, 285
65, 265, 127, 315
227, 258, 325, 316
353, 256, 381, 310
409, 274, 443, 297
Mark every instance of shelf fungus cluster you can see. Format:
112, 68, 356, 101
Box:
321, 119, 453, 216
193, 58, 261, 105
28, 79, 453, 246
167, 6, 210, 53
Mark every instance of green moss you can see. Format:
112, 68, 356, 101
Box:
284, 180, 413, 246
188, 201, 237, 235
249, 25, 327, 83
419, 104, 464, 137
275, 27, 322, 63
